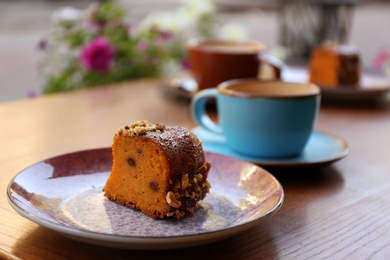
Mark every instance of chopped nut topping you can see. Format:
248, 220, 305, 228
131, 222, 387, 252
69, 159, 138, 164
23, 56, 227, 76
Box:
174, 192, 180, 199
181, 174, 189, 190
195, 173, 203, 182
190, 192, 196, 199
117, 120, 166, 137
174, 180, 181, 190
156, 123, 165, 131
197, 162, 211, 174
175, 210, 185, 218
166, 191, 181, 208
187, 206, 196, 213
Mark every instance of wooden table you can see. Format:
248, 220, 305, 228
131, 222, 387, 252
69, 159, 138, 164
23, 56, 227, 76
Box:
1, 77, 390, 259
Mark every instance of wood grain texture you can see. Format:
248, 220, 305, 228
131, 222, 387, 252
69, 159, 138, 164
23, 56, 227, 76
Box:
2, 77, 390, 259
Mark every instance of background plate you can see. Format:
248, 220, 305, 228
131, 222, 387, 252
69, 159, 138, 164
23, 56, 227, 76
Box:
282, 64, 390, 102
163, 65, 390, 103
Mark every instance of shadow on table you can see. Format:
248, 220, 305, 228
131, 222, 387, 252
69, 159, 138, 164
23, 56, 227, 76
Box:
269, 164, 345, 203
263, 165, 344, 241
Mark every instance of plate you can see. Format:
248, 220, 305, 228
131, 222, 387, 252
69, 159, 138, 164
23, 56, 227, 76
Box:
163, 66, 390, 102
193, 127, 349, 169
282, 65, 390, 102
162, 76, 197, 100
7, 148, 283, 250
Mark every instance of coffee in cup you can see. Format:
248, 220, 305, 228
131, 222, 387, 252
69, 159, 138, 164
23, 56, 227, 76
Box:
191, 78, 321, 158
187, 39, 281, 91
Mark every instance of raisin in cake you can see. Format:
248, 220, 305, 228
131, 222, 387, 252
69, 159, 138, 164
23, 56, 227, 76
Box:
103, 120, 211, 219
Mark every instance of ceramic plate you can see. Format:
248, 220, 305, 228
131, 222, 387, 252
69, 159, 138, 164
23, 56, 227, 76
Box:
162, 76, 197, 100
164, 66, 390, 102
193, 127, 349, 169
282, 65, 390, 102
7, 148, 283, 250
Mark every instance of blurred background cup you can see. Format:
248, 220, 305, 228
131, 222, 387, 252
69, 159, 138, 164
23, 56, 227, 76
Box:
187, 38, 282, 91
191, 78, 321, 158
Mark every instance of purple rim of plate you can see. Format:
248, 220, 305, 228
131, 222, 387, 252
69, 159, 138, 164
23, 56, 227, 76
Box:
7, 148, 284, 249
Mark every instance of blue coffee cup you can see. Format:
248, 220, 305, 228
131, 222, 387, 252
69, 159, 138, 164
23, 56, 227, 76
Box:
191, 78, 321, 158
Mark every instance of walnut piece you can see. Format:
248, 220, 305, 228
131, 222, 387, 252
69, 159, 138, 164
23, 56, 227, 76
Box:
166, 191, 181, 208
181, 174, 189, 190
117, 120, 166, 137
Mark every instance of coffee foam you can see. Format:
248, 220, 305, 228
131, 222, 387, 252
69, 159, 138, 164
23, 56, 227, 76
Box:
220, 81, 320, 98
190, 40, 264, 54
201, 45, 261, 54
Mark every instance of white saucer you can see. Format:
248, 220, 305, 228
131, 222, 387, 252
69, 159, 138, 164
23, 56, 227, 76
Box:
192, 127, 349, 169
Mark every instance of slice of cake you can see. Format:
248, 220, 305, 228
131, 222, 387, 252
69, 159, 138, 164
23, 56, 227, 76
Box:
103, 120, 211, 219
309, 41, 361, 87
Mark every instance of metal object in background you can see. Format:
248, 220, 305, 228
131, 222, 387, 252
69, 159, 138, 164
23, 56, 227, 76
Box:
279, 0, 359, 59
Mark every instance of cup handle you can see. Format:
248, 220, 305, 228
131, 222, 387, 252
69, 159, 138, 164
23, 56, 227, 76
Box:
190, 88, 223, 134
258, 53, 284, 80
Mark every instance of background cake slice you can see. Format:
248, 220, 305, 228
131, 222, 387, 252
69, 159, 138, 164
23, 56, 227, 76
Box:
309, 41, 361, 87
103, 120, 211, 219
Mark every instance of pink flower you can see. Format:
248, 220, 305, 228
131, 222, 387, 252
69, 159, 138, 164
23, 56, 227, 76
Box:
372, 48, 390, 69
26, 89, 37, 98
159, 31, 173, 41
137, 41, 148, 51
181, 58, 190, 71
80, 37, 115, 73
154, 31, 173, 45
37, 39, 47, 51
